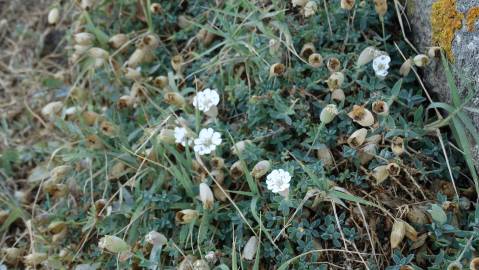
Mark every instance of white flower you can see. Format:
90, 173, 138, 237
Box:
372, 55, 391, 78
193, 88, 220, 112
266, 169, 291, 193
174, 127, 192, 146
194, 128, 222, 155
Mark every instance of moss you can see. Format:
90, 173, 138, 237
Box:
466, 7, 479, 32
431, 0, 463, 61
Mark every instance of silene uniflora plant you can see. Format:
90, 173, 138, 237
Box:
2, 0, 479, 269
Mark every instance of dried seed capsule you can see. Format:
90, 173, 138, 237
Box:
391, 136, 405, 155
118, 95, 136, 109
447, 262, 462, 270
316, 145, 334, 168
251, 160, 271, 179
242, 236, 258, 260
320, 104, 338, 124
357, 46, 377, 67
269, 63, 285, 77
48, 221, 66, 234
387, 162, 400, 176
404, 221, 417, 241
95, 199, 106, 215
24, 252, 47, 266
406, 207, 429, 225
210, 169, 225, 184
331, 89, 345, 102
2, 247, 22, 264
341, 0, 355, 10
99, 235, 130, 253
374, 0, 387, 17
327, 57, 341, 72
158, 128, 176, 144
178, 255, 196, 270
413, 54, 430, 67
141, 34, 159, 50
150, 3, 161, 14
231, 140, 252, 156
74, 32, 95, 46
300, 43, 316, 59
292, 0, 308, 7
48, 8, 60, 25
210, 157, 225, 169
153, 75, 169, 89
50, 165, 71, 182
358, 143, 376, 164
145, 231, 167, 246
308, 53, 323, 68
127, 48, 146, 67
85, 134, 103, 149
428, 46, 442, 58
229, 160, 244, 180
303, 1, 318, 17
193, 259, 210, 270
347, 128, 368, 148
175, 209, 199, 224
164, 92, 186, 108
109, 34, 128, 49
82, 111, 100, 126
390, 220, 406, 249
399, 59, 413, 76
372, 165, 389, 184
213, 185, 228, 202
100, 121, 118, 137
348, 105, 374, 127
470, 257, 479, 270
326, 72, 345, 89
171, 55, 184, 73
199, 183, 214, 209
196, 28, 216, 46
372, 100, 389, 115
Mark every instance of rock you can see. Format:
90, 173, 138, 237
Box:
406, 0, 479, 164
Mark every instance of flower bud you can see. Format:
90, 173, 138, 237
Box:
171, 55, 184, 73
88, 47, 109, 59
150, 3, 162, 14
347, 128, 367, 148
348, 105, 374, 127
158, 128, 176, 144
127, 48, 146, 67
357, 46, 377, 67
428, 46, 442, 58
210, 157, 225, 169
251, 160, 271, 178
300, 43, 316, 59
326, 72, 345, 90
372, 100, 389, 115
231, 140, 252, 156
199, 183, 214, 209
24, 252, 47, 266
99, 235, 130, 253
341, 0, 355, 10
153, 75, 169, 89
176, 209, 199, 224
327, 57, 341, 72
164, 92, 186, 107
390, 220, 406, 249
331, 89, 345, 102
229, 160, 244, 180
145, 231, 167, 246
413, 54, 430, 67
48, 8, 60, 25
242, 236, 258, 260
74, 32, 95, 46
316, 145, 334, 168
399, 59, 413, 76
269, 63, 285, 77
308, 53, 323, 68
391, 136, 405, 155
320, 104, 338, 124
374, 0, 387, 17
372, 165, 389, 184
109, 34, 128, 49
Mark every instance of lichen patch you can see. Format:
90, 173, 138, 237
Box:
466, 7, 479, 32
431, 0, 464, 60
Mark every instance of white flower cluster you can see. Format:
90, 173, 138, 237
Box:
266, 169, 292, 197
372, 55, 391, 78
193, 88, 220, 112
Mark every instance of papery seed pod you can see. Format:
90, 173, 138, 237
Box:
242, 236, 258, 260
447, 262, 463, 270
347, 128, 367, 148
73, 44, 90, 55
109, 161, 127, 180
210, 157, 225, 169
24, 252, 48, 266
210, 169, 225, 184
74, 32, 94, 46
348, 105, 374, 127
358, 143, 376, 164
316, 145, 334, 168
158, 128, 176, 144
403, 221, 417, 241
177, 15, 193, 29
150, 3, 162, 14
86, 134, 103, 149
175, 209, 199, 224
251, 160, 271, 179
413, 54, 430, 67
300, 43, 316, 59
428, 46, 442, 58
399, 59, 413, 76
50, 165, 71, 181
374, 0, 387, 17
308, 53, 323, 68
406, 207, 429, 225
79, 0, 94, 10
118, 95, 136, 109
327, 57, 341, 72
193, 259, 210, 270
127, 48, 146, 67
109, 34, 128, 49
51, 183, 69, 198
331, 89, 345, 102
303, 1, 318, 17
372, 165, 389, 184
82, 111, 100, 126
341, 0, 355, 10
171, 55, 184, 73
100, 121, 118, 137
357, 46, 377, 67
231, 140, 252, 156
2, 247, 22, 264
372, 100, 389, 115
390, 220, 406, 249
387, 162, 400, 176
178, 255, 196, 270
199, 183, 214, 209
145, 231, 167, 246
213, 185, 228, 202
153, 75, 169, 89
229, 160, 244, 180
130, 82, 146, 99
366, 134, 382, 144
48, 8, 60, 25
88, 47, 109, 59
327, 72, 345, 90
470, 257, 479, 270
41, 101, 63, 119
292, 0, 308, 7
391, 136, 405, 155
164, 92, 186, 107
196, 28, 216, 46
320, 104, 338, 124
48, 221, 66, 234
269, 63, 285, 77
141, 34, 159, 50
99, 235, 130, 253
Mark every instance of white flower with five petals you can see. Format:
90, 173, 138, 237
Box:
174, 127, 193, 147
266, 169, 291, 194
372, 55, 391, 78
193, 128, 222, 155
193, 88, 220, 112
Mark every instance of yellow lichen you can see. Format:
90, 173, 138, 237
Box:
431, 0, 463, 60
466, 7, 479, 32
